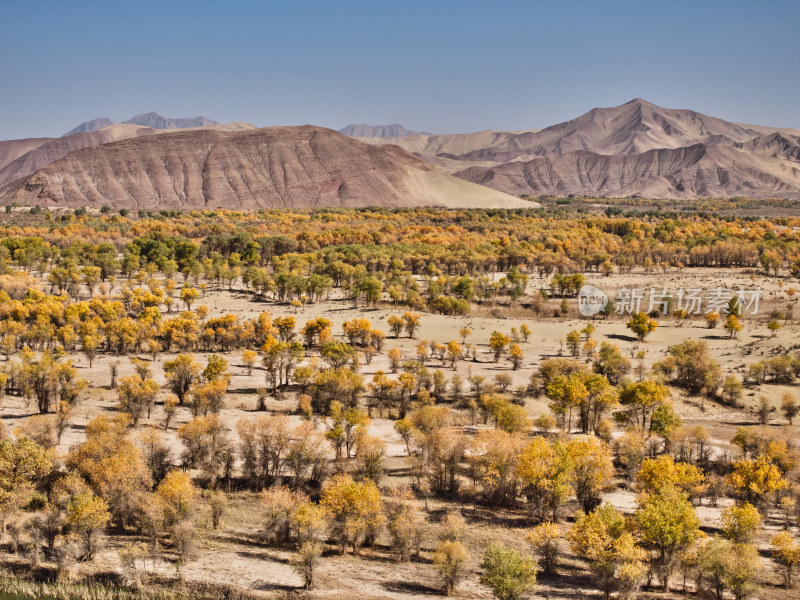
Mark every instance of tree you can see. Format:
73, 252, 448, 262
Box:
22, 351, 87, 414
721, 375, 743, 406
516, 437, 572, 521
721, 503, 761, 544
636, 455, 706, 501
566, 330, 581, 357
636, 486, 702, 591
781, 392, 799, 425
434, 540, 469, 596
567, 435, 614, 513
725, 455, 787, 507
489, 331, 510, 362
654, 340, 721, 395
81, 330, 102, 367
204, 354, 229, 382
509, 344, 523, 370
697, 537, 760, 600
67, 415, 152, 528
180, 286, 199, 310
117, 374, 159, 426
618, 379, 669, 431
768, 319, 781, 337
240, 349, 258, 376
527, 521, 561, 575
0, 436, 54, 517
401, 312, 421, 338
479, 543, 537, 600
260, 486, 306, 546
163, 354, 202, 404
627, 311, 658, 341
320, 473, 384, 555
293, 541, 322, 589
388, 315, 404, 338
445, 341, 462, 368
394, 418, 414, 455
593, 342, 631, 384
545, 373, 587, 432
385, 486, 423, 561
156, 470, 198, 525
771, 531, 800, 588
568, 504, 647, 600
724, 314, 742, 339
65, 492, 110, 559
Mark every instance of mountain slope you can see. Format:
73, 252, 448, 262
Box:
0, 138, 55, 172
0, 125, 161, 188
454, 99, 768, 162
736, 133, 800, 162
0, 126, 531, 210
339, 124, 420, 138
456, 144, 800, 199
0, 122, 258, 189
62, 118, 114, 137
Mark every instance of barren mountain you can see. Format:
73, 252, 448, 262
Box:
0, 138, 55, 172
62, 118, 114, 137
354, 129, 543, 174
0, 125, 159, 188
736, 132, 800, 162
0, 126, 530, 210
339, 124, 420, 138
456, 144, 800, 199
0, 122, 258, 189
122, 112, 219, 129
453, 99, 772, 162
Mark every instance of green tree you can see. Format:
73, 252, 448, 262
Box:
479, 543, 537, 600
636, 486, 702, 591
721, 503, 761, 544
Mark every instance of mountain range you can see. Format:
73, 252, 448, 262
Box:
348, 99, 800, 200
0, 126, 526, 210
63, 112, 219, 137
338, 124, 422, 138
1, 100, 798, 209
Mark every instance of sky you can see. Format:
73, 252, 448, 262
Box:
0, 0, 798, 139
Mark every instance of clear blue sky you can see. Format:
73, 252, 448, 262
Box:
1, 0, 798, 139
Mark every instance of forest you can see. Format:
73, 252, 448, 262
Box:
0, 204, 798, 600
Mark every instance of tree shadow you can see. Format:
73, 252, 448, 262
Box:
605, 333, 638, 343
382, 580, 441, 595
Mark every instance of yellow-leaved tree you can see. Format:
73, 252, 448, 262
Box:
320, 473, 384, 555
67, 414, 152, 528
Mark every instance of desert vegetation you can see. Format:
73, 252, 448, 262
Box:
0, 205, 798, 600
